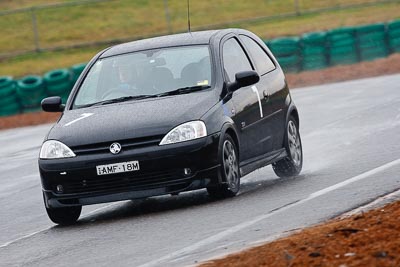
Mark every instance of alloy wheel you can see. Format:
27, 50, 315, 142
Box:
287, 120, 302, 167
223, 140, 239, 189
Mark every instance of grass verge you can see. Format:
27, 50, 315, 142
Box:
0, 1, 399, 77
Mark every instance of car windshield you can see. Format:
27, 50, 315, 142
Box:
73, 45, 212, 108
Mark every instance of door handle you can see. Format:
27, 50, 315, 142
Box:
263, 90, 270, 101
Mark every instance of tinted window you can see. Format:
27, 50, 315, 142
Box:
240, 35, 275, 75
222, 38, 253, 82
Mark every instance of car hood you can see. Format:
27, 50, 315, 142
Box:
47, 91, 218, 147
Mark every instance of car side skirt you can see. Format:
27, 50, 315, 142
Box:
239, 148, 287, 177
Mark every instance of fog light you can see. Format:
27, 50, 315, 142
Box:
56, 185, 64, 193
184, 168, 192, 176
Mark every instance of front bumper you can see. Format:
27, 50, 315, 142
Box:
40, 133, 221, 208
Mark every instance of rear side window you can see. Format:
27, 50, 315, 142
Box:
240, 35, 275, 75
222, 38, 253, 82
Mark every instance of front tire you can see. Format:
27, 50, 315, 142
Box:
207, 134, 240, 198
45, 205, 81, 225
273, 116, 303, 178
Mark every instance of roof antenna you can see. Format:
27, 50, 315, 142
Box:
187, 0, 191, 34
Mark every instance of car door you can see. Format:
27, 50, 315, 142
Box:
239, 34, 287, 152
221, 37, 265, 161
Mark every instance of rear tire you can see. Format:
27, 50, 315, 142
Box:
207, 134, 240, 198
273, 116, 303, 178
45, 205, 81, 225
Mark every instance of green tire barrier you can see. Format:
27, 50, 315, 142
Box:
356, 23, 385, 34
328, 33, 356, 42
328, 28, 357, 46
276, 54, 301, 73
265, 20, 398, 72
0, 93, 18, 105
327, 27, 358, 66
19, 92, 47, 109
0, 76, 16, 98
360, 46, 388, 61
269, 37, 301, 56
47, 82, 71, 95
390, 38, 400, 52
44, 68, 73, 104
356, 23, 387, 61
302, 58, 328, 70
329, 45, 358, 65
303, 60, 327, 71
388, 20, 400, 30
389, 29, 400, 39
301, 32, 327, 71
269, 37, 301, 72
0, 97, 20, 117
71, 63, 87, 83
22, 106, 42, 114
0, 76, 20, 116
328, 37, 356, 47
43, 68, 70, 86
0, 101, 20, 116
358, 32, 386, 43
390, 38, 400, 46
302, 46, 326, 55
328, 26, 356, 36
329, 51, 358, 65
60, 96, 68, 104
302, 32, 326, 45
330, 54, 358, 66
16, 75, 46, 109
389, 20, 400, 53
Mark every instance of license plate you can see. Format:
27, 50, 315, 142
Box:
96, 161, 140, 176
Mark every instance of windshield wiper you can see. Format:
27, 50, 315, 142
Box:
156, 85, 211, 97
77, 85, 211, 108
80, 95, 157, 108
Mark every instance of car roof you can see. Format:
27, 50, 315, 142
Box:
100, 29, 247, 58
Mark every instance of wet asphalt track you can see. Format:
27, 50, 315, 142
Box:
1, 74, 400, 266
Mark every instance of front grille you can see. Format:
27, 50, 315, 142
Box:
61, 169, 188, 194
71, 135, 163, 155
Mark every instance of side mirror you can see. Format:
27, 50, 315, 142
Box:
228, 71, 260, 92
41, 97, 65, 112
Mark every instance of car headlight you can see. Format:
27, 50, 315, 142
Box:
160, 121, 207, 145
40, 140, 76, 159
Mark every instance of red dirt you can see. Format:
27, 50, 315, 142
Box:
201, 201, 400, 267
0, 112, 60, 130
1, 53, 400, 131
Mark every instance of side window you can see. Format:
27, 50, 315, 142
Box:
240, 35, 275, 75
222, 38, 253, 82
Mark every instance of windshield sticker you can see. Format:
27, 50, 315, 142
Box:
197, 80, 209, 86
64, 113, 94, 127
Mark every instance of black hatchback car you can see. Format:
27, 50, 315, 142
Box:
39, 29, 302, 225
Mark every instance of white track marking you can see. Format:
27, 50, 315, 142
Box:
138, 157, 400, 267
0, 202, 119, 249
0, 228, 49, 249
64, 113, 94, 127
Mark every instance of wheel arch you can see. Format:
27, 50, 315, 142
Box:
220, 122, 240, 159
213, 122, 241, 189
287, 104, 300, 128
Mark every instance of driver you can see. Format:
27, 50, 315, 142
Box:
113, 59, 138, 91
